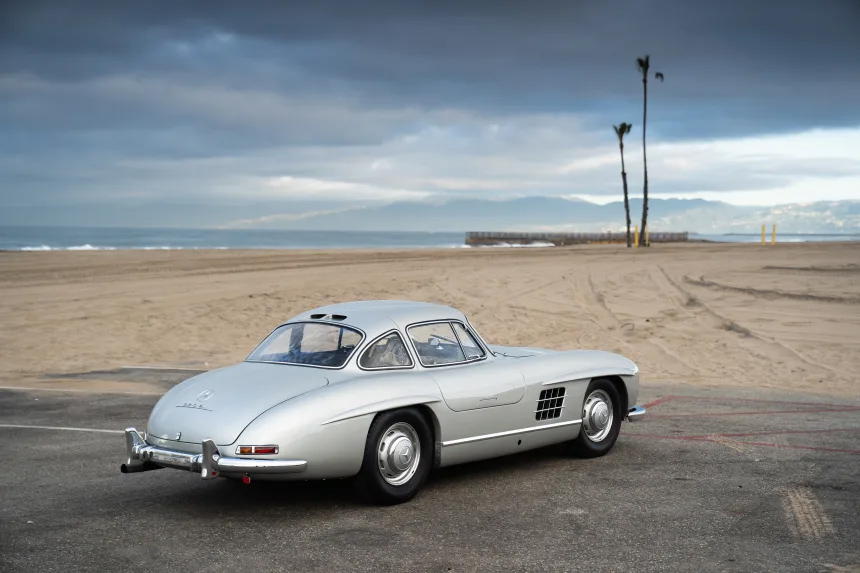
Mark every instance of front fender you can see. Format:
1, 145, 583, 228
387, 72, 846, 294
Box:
517, 350, 640, 414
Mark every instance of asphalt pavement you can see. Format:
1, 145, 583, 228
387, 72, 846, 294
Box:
1, 374, 858, 573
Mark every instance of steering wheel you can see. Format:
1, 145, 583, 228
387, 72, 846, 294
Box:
428, 334, 458, 346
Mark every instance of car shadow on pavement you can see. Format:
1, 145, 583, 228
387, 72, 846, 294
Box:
128, 442, 580, 515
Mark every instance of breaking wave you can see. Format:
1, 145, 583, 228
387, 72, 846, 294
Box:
16, 245, 228, 251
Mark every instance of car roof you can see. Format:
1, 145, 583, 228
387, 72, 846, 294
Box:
288, 300, 468, 336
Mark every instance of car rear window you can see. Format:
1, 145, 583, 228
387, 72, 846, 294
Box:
246, 322, 363, 368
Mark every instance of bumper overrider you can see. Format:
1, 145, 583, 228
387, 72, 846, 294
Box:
627, 406, 646, 422
120, 428, 307, 479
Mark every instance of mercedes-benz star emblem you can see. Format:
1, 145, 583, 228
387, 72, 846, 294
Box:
399, 448, 411, 464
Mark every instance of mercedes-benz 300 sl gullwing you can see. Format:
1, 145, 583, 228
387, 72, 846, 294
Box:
122, 300, 645, 504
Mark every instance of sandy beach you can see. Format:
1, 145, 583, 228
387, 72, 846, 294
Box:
1, 242, 858, 395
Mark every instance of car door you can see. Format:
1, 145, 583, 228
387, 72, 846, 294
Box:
407, 321, 525, 412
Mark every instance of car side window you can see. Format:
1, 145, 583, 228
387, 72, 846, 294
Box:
453, 323, 485, 360
408, 323, 467, 366
359, 332, 413, 369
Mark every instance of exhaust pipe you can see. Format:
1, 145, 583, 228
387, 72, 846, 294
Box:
121, 461, 163, 473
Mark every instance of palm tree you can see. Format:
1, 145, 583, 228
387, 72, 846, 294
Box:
636, 54, 664, 246
613, 122, 633, 247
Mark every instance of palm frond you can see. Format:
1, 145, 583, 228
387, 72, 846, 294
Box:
655, 72, 664, 82
613, 122, 633, 142
636, 55, 649, 75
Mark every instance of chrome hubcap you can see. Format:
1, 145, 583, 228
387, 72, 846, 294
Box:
582, 389, 614, 442
377, 422, 421, 486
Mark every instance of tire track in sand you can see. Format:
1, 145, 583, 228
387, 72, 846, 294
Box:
655, 266, 838, 375
571, 270, 698, 374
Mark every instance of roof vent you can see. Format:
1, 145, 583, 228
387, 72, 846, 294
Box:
308, 313, 348, 321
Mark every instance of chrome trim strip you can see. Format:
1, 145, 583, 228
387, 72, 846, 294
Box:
541, 376, 585, 387
451, 322, 486, 360
441, 418, 582, 447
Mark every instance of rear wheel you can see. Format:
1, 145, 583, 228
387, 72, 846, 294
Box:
569, 378, 622, 458
355, 408, 432, 505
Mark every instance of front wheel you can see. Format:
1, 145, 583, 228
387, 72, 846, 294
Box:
355, 408, 433, 505
568, 378, 622, 458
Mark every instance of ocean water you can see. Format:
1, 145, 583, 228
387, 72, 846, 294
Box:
0, 226, 468, 251
1, 226, 859, 251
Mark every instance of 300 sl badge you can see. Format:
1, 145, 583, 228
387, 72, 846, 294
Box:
177, 402, 211, 411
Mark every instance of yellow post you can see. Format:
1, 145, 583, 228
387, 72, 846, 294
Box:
634, 226, 639, 247
761, 224, 766, 245
645, 227, 650, 247
771, 224, 777, 246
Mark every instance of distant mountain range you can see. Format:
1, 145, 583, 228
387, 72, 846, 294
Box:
229, 197, 860, 234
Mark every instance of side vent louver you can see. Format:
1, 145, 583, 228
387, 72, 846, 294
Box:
310, 314, 326, 319
536, 387, 566, 420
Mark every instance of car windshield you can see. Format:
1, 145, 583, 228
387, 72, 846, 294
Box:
246, 322, 363, 368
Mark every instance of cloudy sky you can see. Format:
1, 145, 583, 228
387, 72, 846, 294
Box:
2, 0, 859, 227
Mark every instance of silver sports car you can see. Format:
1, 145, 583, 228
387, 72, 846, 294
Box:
122, 300, 645, 504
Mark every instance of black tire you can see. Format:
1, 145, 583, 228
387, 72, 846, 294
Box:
355, 408, 433, 505
568, 378, 622, 458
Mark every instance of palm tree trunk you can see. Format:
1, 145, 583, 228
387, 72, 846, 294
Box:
620, 143, 631, 247
640, 77, 649, 246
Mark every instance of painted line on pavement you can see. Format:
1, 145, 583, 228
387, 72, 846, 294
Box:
0, 386, 160, 395
660, 395, 860, 408
649, 407, 860, 418
626, 432, 860, 455
642, 395, 678, 409
122, 365, 205, 371
0, 423, 123, 434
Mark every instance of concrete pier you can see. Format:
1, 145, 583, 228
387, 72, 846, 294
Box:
464, 231, 688, 246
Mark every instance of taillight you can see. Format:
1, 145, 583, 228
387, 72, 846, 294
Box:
235, 445, 279, 455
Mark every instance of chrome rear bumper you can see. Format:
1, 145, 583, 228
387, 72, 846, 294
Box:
120, 428, 307, 479
626, 406, 646, 422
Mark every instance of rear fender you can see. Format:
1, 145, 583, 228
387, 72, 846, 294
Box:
234, 372, 443, 479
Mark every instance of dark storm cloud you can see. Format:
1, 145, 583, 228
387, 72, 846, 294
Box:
4, 0, 859, 128
2, 0, 860, 225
